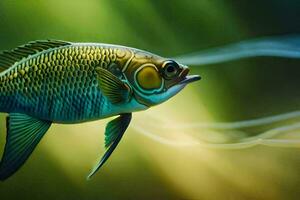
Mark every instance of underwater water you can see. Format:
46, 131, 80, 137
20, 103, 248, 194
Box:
0, 0, 300, 199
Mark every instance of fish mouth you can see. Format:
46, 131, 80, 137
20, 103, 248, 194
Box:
179, 75, 201, 85
179, 67, 201, 85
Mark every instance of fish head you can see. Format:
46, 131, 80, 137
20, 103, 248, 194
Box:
122, 50, 201, 107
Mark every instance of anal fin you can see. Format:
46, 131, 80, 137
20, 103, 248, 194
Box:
0, 113, 51, 180
87, 113, 132, 179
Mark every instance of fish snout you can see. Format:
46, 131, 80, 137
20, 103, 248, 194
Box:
180, 66, 190, 78
178, 64, 201, 85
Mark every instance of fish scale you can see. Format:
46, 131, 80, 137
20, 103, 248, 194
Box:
0, 44, 121, 122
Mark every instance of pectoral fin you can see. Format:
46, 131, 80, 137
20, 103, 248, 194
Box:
96, 67, 131, 104
0, 113, 51, 180
87, 113, 132, 179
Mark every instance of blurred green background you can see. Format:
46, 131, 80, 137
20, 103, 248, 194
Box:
0, 0, 300, 199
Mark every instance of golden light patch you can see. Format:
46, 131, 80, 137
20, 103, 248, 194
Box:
137, 66, 162, 90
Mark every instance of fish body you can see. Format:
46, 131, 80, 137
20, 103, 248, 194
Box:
0, 40, 200, 180
0, 43, 149, 123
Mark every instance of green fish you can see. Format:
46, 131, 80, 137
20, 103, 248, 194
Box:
0, 40, 200, 180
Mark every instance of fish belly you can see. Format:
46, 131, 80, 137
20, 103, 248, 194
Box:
0, 78, 112, 123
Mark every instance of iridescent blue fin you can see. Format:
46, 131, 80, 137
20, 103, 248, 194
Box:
87, 113, 132, 180
0, 113, 51, 180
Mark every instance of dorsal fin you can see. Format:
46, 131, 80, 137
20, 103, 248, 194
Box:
0, 40, 71, 71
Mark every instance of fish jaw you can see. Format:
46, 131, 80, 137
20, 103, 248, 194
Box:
179, 75, 201, 85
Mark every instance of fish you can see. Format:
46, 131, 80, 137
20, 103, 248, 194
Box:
0, 40, 200, 180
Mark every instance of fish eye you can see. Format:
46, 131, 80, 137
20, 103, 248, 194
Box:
163, 61, 179, 79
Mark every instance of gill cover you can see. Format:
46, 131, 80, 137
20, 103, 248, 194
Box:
134, 64, 164, 94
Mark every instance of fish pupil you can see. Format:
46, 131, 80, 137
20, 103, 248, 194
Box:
167, 65, 175, 73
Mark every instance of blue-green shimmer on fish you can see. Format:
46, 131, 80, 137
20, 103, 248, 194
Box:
0, 40, 200, 180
